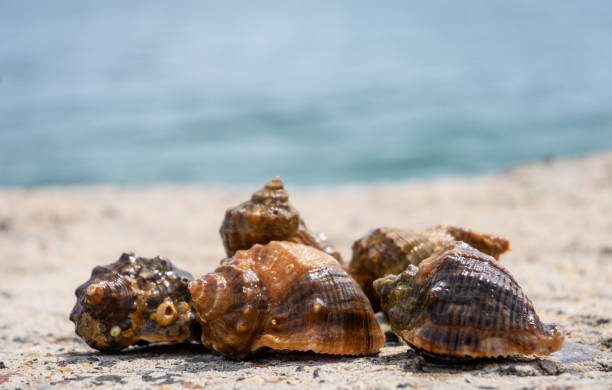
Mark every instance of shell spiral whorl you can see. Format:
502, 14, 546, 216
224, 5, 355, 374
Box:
188, 263, 267, 358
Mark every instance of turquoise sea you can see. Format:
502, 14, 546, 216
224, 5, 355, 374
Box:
1, 1, 611, 186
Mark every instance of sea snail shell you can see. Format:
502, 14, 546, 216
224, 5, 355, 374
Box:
373, 242, 564, 359
70, 253, 200, 352
188, 241, 384, 359
219, 176, 342, 263
349, 225, 510, 311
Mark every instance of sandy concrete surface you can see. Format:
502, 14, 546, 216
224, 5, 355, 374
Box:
1, 152, 611, 389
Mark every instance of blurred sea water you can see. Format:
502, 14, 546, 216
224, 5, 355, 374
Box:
1, 1, 612, 186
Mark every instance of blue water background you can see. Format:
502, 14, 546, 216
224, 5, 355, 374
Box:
1, 1, 612, 186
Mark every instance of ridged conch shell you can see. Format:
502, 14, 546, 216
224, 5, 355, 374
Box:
70, 253, 200, 352
219, 176, 342, 262
349, 225, 510, 310
373, 242, 564, 359
188, 241, 384, 359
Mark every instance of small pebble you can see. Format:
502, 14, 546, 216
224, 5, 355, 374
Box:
385, 331, 401, 344
0, 219, 10, 231
397, 383, 414, 388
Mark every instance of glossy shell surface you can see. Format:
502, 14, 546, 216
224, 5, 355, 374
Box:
189, 241, 384, 359
219, 176, 342, 262
349, 225, 510, 310
70, 253, 200, 352
373, 242, 563, 359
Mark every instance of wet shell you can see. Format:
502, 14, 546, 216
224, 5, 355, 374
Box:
373, 242, 564, 359
70, 253, 200, 352
219, 176, 342, 262
188, 241, 384, 359
348, 225, 510, 311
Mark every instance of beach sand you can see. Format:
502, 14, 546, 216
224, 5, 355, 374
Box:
1, 152, 611, 389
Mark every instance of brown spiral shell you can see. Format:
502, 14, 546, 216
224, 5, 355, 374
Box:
69, 253, 200, 352
348, 225, 510, 311
188, 241, 384, 360
219, 176, 342, 263
373, 242, 563, 359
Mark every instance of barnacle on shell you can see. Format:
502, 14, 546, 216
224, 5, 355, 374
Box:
70, 253, 200, 352
219, 176, 342, 263
348, 225, 510, 311
188, 241, 384, 359
373, 242, 563, 359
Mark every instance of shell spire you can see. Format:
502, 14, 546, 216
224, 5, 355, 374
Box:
189, 241, 384, 359
251, 176, 288, 202
373, 242, 563, 359
219, 177, 343, 263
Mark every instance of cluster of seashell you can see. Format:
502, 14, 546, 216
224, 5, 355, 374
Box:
70, 176, 563, 361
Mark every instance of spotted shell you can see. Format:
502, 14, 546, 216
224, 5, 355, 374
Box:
373, 242, 563, 359
219, 176, 342, 262
188, 241, 384, 359
348, 225, 510, 311
70, 253, 200, 352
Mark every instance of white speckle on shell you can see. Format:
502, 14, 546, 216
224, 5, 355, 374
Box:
110, 326, 121, 337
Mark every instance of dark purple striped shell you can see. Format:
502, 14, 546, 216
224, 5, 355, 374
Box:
349, 225, 510, 311
70, 253, 200, 352
373, 242, 563, 359
219, 176, 342, 262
